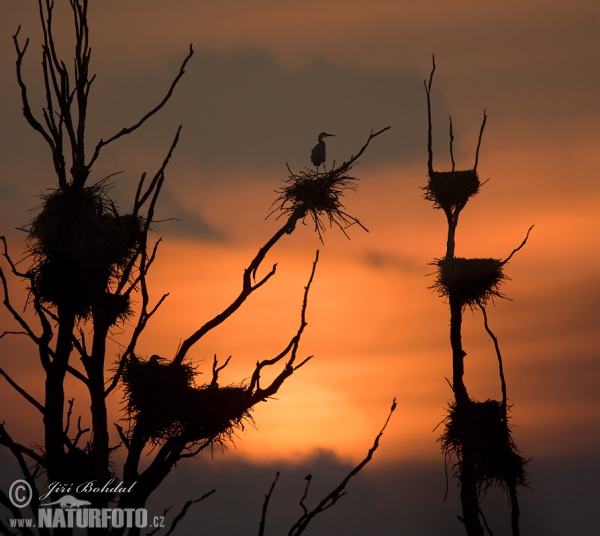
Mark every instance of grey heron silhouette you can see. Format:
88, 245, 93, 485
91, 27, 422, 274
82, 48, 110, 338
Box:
310, 132, 335, 172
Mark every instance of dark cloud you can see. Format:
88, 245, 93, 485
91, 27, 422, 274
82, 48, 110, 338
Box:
110, 49, 432, 175
129, 451, 600, 534
149, 186, 226, 241
1, 438, 599, 534
145, 451, 600, 535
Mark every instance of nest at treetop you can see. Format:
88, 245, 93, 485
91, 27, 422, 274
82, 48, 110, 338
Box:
432, 257, 506, 308
273, 165, 366, 239
121, 357, 254, 444
440, 398, 528, 491
27, 182, 144, 320
423, 169, 480, 212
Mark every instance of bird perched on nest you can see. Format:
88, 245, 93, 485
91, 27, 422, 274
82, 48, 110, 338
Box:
149, 354, 167, 365
310, 132, 335, 171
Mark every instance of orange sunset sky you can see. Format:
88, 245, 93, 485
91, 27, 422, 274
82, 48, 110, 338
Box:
1, 1, 599, 533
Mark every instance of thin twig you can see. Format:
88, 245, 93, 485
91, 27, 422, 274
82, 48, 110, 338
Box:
0, 369, 45, 414
211, 354, 232, 386
72, 416, 90, 448
87, 47, 193, 170
425, 54, 436, 176
478, 303, 507, 419
114, 424, 130, 450
64, 398, 75, 435
249, 251, 319, 395
479, 506, 496, 536
503, 225, 534, 264
449, 116, 456, 172
164, 490, 216, 536
474, 110, 487, 172
288, 398, 397, 535
299, 474, 312, 517
0, 331, 28, 339
258, 472, 280, 536
172, 212, 300, 367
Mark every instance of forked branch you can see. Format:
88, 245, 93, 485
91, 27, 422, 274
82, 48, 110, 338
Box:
88, 45, 194, 171
248, 251, 319, 396
172, 210, 302, 367
287, 398, 397, 535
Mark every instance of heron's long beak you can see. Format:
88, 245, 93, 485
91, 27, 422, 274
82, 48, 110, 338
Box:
323, 133, 335, 138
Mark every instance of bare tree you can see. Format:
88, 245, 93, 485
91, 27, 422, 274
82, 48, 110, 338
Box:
0, 2, 390, 534
423, 57, 530, 536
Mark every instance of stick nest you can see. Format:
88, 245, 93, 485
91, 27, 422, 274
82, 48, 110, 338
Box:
27, 183, 144, 320
440, 398, 528, 491
423, 170, 480, 212
272, 165, 366, 240
432, 257, 506, 308
121, 357, 253, 444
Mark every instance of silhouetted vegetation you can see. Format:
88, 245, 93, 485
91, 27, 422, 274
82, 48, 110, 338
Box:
0, 1, 391, 534
424, 56, 531, 536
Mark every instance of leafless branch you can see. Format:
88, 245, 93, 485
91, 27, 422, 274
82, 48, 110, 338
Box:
258, 471, 280, 536
12, 26, 57, 158
211, 354, 232, 386
287, 399, 397, 535
72, 416, 90, 448
0, 237, 54, 360
0, 369, 44, 414
71, 326, 90, 363
478, 303, 507, 418
118, 126, 181, 301
0, 267, 43, 348
178, 439, 213, 459
249, 250, 319, 395
479, 506, 496, 536
133, 126, 182, 216
0, 331, 28, 339
335, 126, 391, 175
449, 116, 456, 171
64, 398, 75, 435
106, 130, 180, 396
502, 225, 534, 264
107, 130, 181, 395
164, 490, 216, 536
0, 422, 45, 473
425, 54, 436, 176
105, 289, 169, 394
474, 110, 487, 172
65, 364, 90, 386
172, 210, 302, 367
87, 46, 193, 171
114, 424, 130, 451
299, 474, 312, 517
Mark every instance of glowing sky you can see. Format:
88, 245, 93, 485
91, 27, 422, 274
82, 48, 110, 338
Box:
0, 0, 599, 475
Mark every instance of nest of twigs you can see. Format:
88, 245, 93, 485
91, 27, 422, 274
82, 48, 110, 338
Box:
27, 183, 143, 319
272, 165, 366, 240
432, 257, 506, 308
121, 358, 253, 444
424, 170, 480, 212
440, 399, 528, 491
